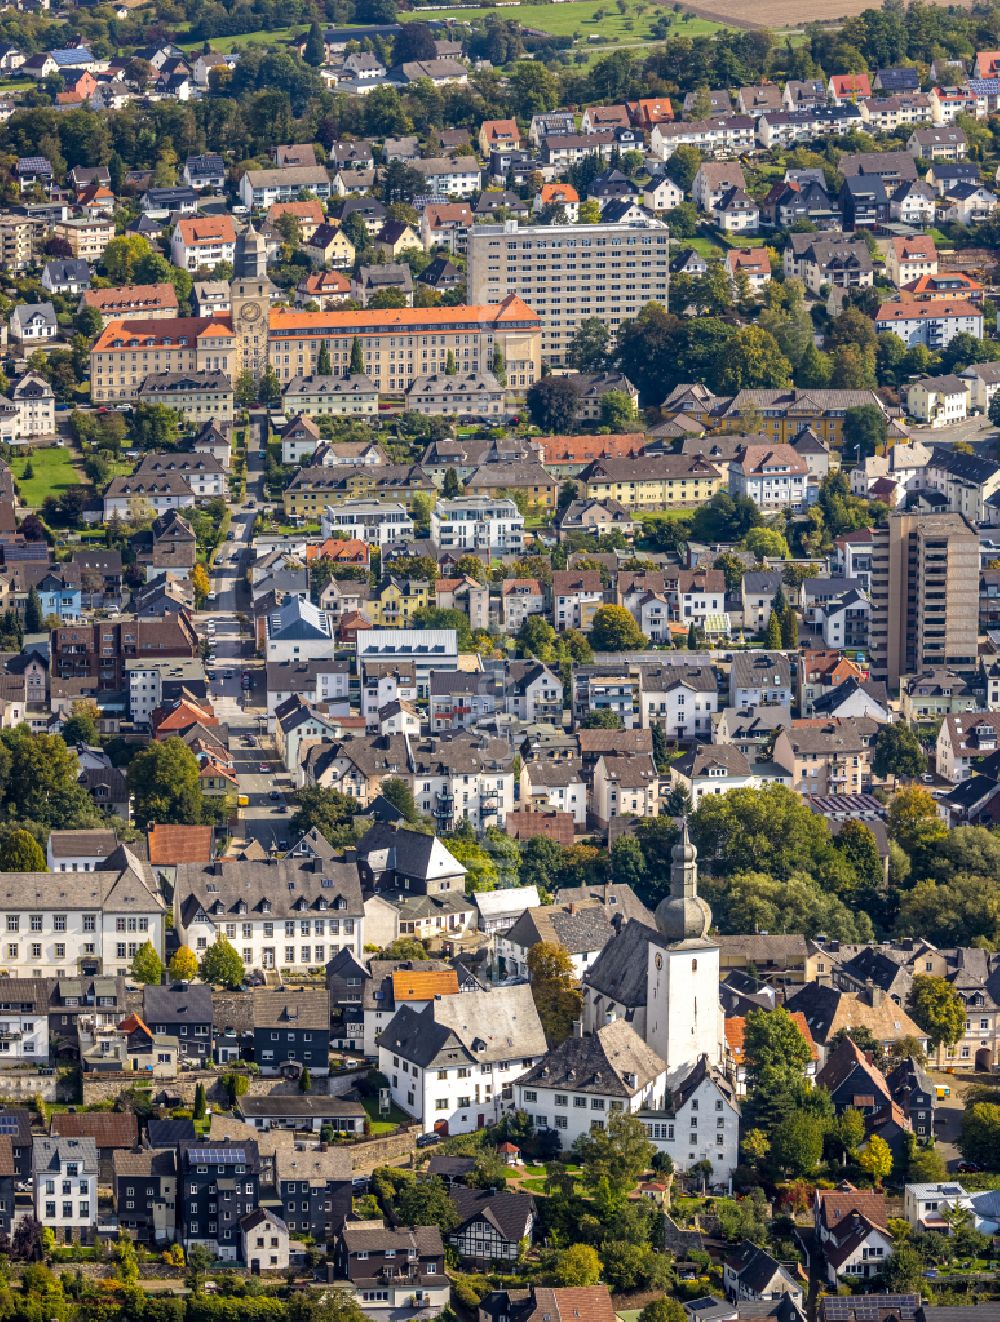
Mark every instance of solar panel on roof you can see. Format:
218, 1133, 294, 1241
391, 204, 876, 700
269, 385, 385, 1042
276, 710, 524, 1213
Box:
188, 1147, 246, 1163
0, 1116, 21, 1133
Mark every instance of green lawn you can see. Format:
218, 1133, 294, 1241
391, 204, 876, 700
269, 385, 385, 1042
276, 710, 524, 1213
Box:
399, 0, 721, 39
177, 24, 305, 51
361, 1094, 409, 1135
11, 446, 82, 508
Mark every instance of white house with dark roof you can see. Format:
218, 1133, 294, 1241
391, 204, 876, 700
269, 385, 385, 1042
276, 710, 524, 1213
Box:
515, 1018, 668, 1147
0, 846, 164, 979
377, 983, 547, 1134
173, 855, 364, 972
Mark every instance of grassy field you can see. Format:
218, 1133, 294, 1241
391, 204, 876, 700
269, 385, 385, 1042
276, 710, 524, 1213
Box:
400, 0, 722, 38
178, 0, 723, 55
177, 24, 305, 51
11, 446, 82, 508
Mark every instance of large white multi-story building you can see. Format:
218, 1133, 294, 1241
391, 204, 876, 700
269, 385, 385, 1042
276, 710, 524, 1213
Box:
430, 496, 524, 554
466, 219, 670, 363
321, 501, 414, 547
378, 984, 547, 1135
0, 848, 165, 979
173, 857, 364, 973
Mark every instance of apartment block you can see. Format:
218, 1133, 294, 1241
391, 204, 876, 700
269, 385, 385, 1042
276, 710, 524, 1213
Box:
430, 496, 525, 554
465, 220, 670, 363
869, 512, 980, 689
268, 297, 541, 393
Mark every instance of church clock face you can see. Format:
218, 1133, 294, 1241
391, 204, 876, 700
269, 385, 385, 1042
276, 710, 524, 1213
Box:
240, 301, 262, 324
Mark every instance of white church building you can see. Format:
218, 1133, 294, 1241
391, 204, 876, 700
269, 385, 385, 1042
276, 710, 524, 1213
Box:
515, 823, 740, 1183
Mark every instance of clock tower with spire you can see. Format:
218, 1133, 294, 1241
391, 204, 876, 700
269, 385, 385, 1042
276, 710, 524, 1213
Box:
230, 222, 273, 379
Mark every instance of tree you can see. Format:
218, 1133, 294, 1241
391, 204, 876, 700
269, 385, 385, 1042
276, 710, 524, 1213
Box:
843, 404, 888, 463
60, 701, 101, 749
24, 586, 42, 633
714, 325, 792, 394
128, 737, 205, 826
0, 728, 99, 830
872, 723, 927, 782
573, 1111, 654, 1204
350, 337, 366, 375
380, 776, 419, 823
781, 606, 798, 649
960, 1101, 1000, 1169
382, 936, 429, 960
527, 941, 582, 1044
200, 937, 245, 990
582, 709, 623, 729
745, 527, 790, 560
879, 1242, 923, 1292
578, 199, 602, 224
770, 1111, 826, 1176
131, 941, 163, 985
193, 1083, 207, 1120
0, 828, 45, 872
600, 390, 638, 430
766, 609, 783, 649
290, 785, 359, 846
526, 376, 579, 432
907, 1145, 947, 1182
554, 1244, 602, 1287
442, 466, 461, 498
590, 604, 646, 651
303, 19, 325, 65
742, 1006, 814, 1092
394, 1174, 459, 1232
300, 1065, 312, 1093
116, 1230, 139, 1284
190, 563, 210, 607
835, 1107, 866, 1160
907, 974, 965, 1051
169, 946, 199, 983
567, 317, 611, 372
858, 1134, 893, 1187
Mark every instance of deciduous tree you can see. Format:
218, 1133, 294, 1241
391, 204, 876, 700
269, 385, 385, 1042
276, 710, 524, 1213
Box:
527, 941, 583, 1045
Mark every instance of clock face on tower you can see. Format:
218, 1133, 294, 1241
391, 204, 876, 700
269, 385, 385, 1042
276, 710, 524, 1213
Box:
240, 300, 262, 324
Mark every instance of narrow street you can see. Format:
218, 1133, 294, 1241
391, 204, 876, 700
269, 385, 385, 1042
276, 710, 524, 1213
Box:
203, 410, 295, 853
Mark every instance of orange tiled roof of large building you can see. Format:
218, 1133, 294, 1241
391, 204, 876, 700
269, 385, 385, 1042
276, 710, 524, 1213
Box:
268, 294, 539, 334
148, 823, 215, 866
391, 969, 460, 1001
537, 433, 645, 464
83, 284, 178, 312
93, 316, 235, 352
175, 215, 237, 246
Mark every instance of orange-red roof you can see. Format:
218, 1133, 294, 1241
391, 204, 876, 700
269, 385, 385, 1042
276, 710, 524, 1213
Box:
83, 283, 178, 311
302, 270, 352, 293
268, 293, 539, 336
725, 1012, 819, 1061
539, 183, 580, 204
538, 433, 645, 464
93, 316, 235, 352
175, 215, 237, 246
268, 200, 326, 224
876, 298, 981, 322
306, 537, 370, 562
148, 823, 214, 866
392, 969, 459, 1001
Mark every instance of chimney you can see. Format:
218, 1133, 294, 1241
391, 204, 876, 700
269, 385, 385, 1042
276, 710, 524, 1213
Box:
865, 980, 884, 1008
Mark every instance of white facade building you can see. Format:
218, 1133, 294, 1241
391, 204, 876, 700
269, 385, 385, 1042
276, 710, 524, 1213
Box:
34, 1137, 98, 1242
0, 850, 165, 979
430, 496, 524, 554
322, 501, 415, 547
378, 984, 547, 1135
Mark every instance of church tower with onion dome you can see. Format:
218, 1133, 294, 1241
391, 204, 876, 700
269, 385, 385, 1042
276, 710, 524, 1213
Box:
644, 819, 722, 1076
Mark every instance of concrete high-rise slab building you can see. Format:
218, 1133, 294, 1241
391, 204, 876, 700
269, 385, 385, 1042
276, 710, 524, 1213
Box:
465, 218, 670, 364
869, 511, 980, 689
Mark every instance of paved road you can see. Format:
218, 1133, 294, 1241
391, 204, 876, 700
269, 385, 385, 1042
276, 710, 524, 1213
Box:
205, 411, 295, 853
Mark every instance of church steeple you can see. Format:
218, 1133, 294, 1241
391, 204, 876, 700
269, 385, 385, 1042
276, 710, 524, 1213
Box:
653, 817, 712, 942
235, 222, 267, 279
